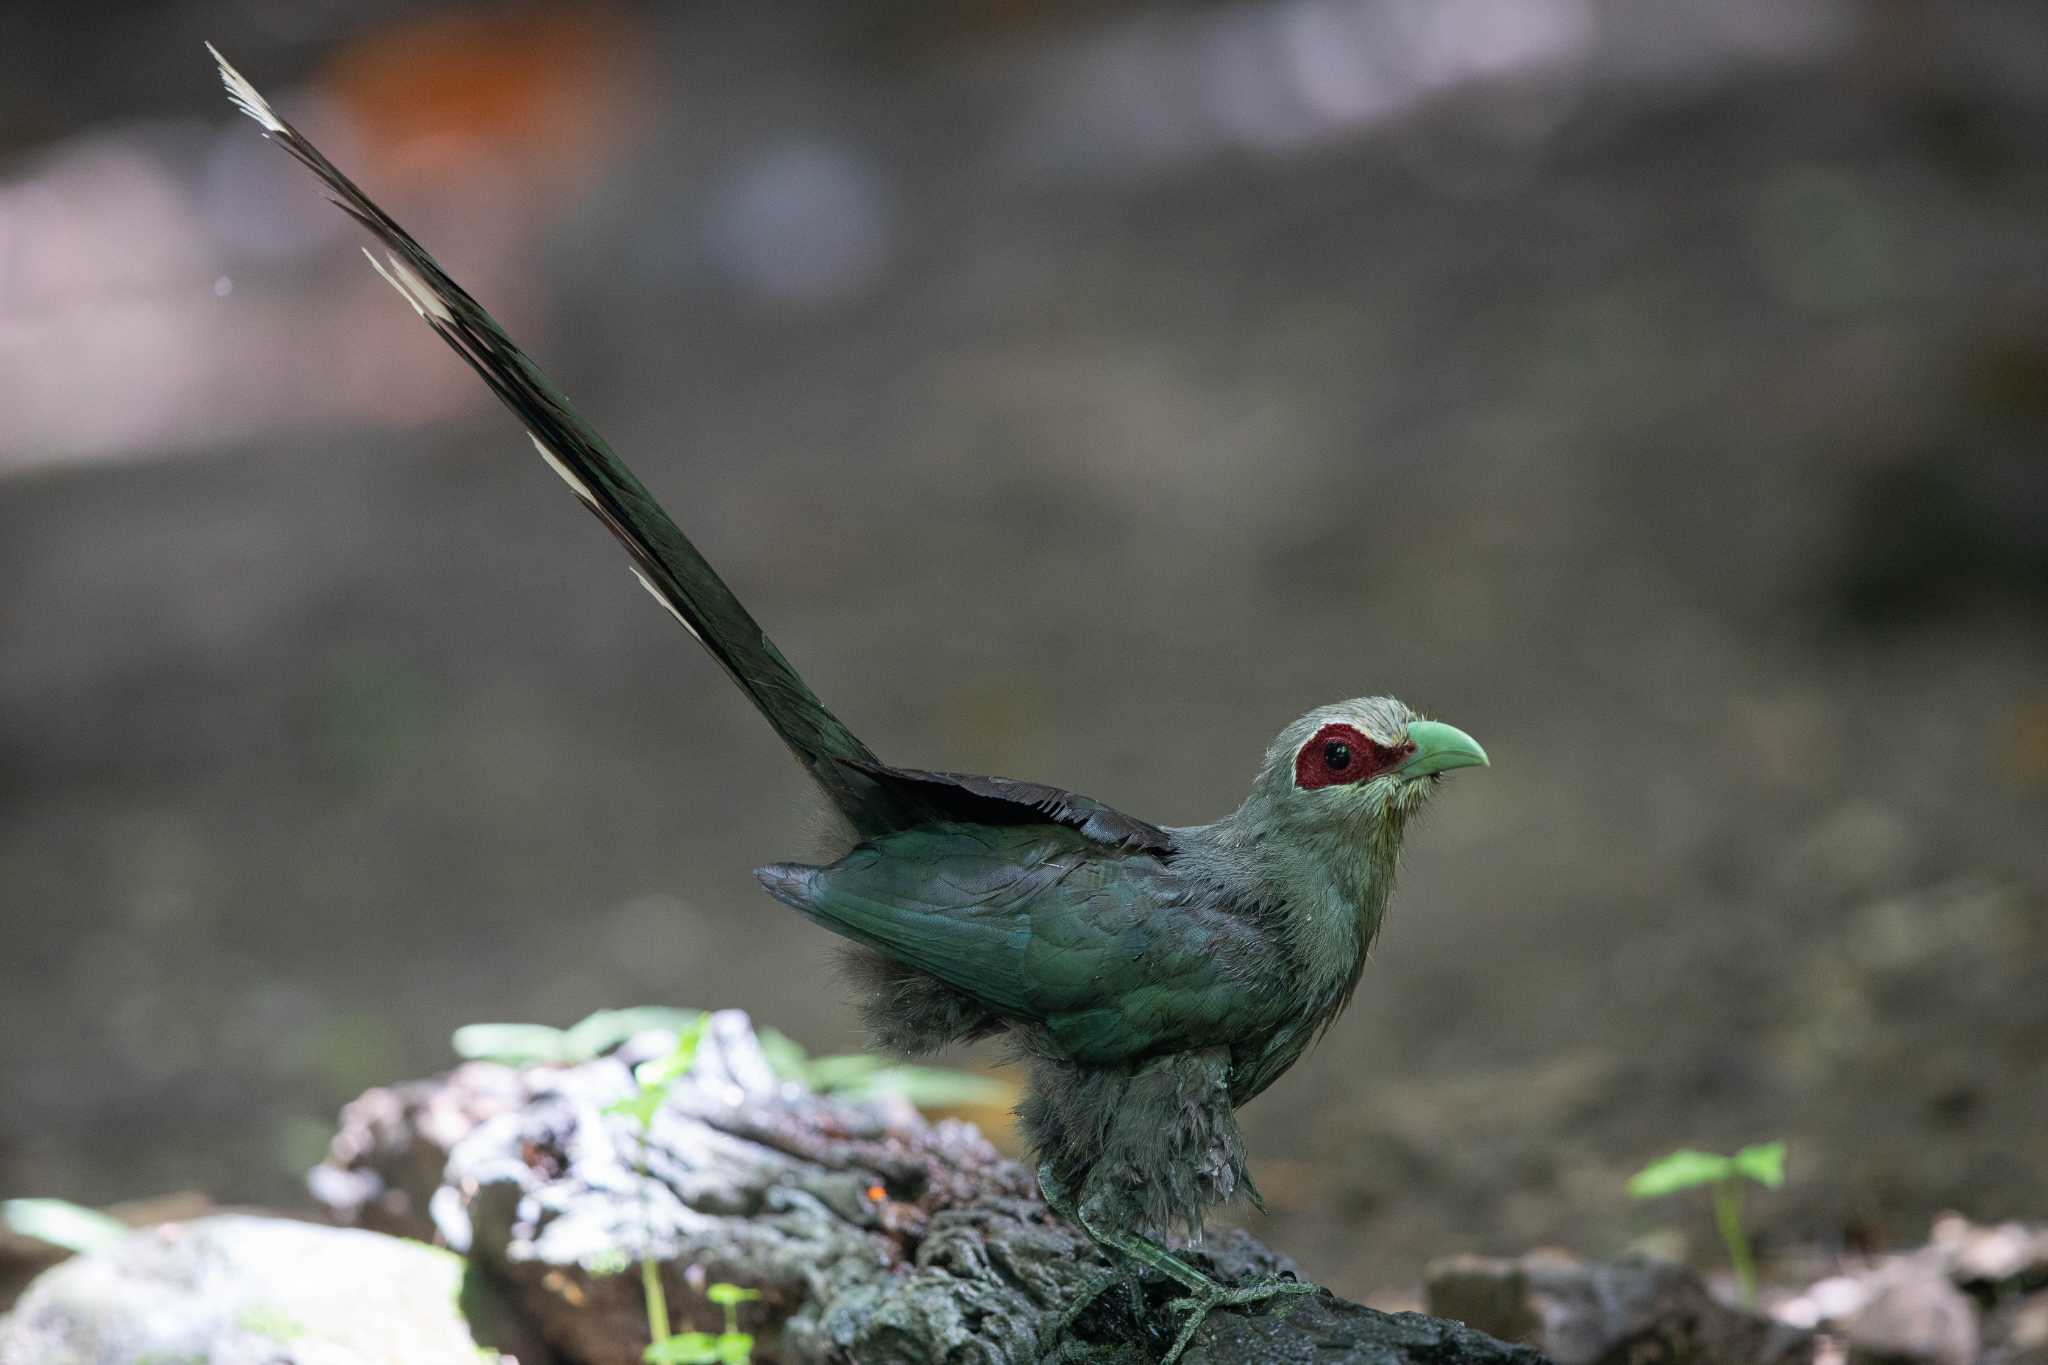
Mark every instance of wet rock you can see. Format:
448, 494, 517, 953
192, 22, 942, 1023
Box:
0, 1214, 552, 1365
1425, 1250, 1816, 1365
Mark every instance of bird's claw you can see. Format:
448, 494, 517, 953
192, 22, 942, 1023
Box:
1164, 1276, 1317, 1314
1158, 1275, 1318, 1363
1055, 1265, 1140, 1330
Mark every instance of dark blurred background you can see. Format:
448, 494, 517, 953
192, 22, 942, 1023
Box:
2, 0, 2045, 1305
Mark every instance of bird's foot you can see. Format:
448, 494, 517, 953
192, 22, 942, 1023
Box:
1053, 1264, 1140, 1333
1158, 1274, 1318, 1365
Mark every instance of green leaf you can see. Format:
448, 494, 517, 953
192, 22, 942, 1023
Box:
706, 1283, 762, 1306
451, 1023, 569, 1066
799, 1052, 888, 1090
564, 1007, 704, 1062
1, 1198, 128, 1254
634, 1016, 710, 1092
644, 1332, 723, 1364
753, 1027, 811, 1082
1627, 1149, 1736, 1199
799, 1053, 1011, 1108
850, 1065, 1013, 1108
1732, 1140, 1787, 1189
715, 1331, 755, 1364
605, 1087, 666, 1132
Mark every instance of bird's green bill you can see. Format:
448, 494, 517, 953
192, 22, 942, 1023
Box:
1400, 720, 1489, 777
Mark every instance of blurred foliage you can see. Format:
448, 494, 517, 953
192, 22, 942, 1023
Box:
455, 1006, 1010, 1110
0, 1198, 127, 1255
454, 1007, 704, 1068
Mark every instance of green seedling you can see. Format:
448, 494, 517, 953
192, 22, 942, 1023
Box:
604, 1016, 711, 1131
643, 1284, 762, 1364
590, 1018, 760, 1365
1628, 1140, 1786, 1305
597, 1016, 711, 1358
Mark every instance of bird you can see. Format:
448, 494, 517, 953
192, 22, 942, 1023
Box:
210, 46, 1489, 1362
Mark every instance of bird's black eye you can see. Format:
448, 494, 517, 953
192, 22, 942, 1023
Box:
1323, 741, 1352, 771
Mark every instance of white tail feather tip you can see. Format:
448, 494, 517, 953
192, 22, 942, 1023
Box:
386, 255, 455, 324
362, 249, 457, 327
630, 566, 702, 639
527, 433, 598, 506
207, 43, 285, 134
361, 249, 421, 317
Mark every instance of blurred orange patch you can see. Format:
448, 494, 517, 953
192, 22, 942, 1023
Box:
317, 4, 635, 182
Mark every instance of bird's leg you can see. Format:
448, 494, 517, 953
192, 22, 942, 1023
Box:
1038, 1163, 1142, 1344
1072, 1217, 1314, 1363
1154, 1265, 1319, 1364
1038, 1164, 1315, 1365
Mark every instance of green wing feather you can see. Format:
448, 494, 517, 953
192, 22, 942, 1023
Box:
758, 824, 1278, 1063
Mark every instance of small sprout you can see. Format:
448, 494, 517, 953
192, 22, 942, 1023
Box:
604, 1016, 712, 1134
643, 1331, 722, 1364
701, 1282, 760, 1356
706, 1283, 761, 1308
633, 1018, 709, 1091
641, 1257, 671, 1345
642, 1330, 755, 1365
1628, 1141, 1786, 1306
1, 1198, 128, 1255
606, 1087, 666, 1132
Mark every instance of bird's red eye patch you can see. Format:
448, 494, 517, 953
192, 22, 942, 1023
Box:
1294, 723, 1411, 790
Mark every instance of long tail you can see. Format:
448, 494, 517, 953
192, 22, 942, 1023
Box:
208, 44, 884, 820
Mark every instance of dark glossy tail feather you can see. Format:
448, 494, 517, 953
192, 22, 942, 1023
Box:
207, 44, 882, 821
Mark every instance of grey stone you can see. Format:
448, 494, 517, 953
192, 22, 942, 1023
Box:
1840, 1252, 1979, 1365
1426, 1250, 1816, 1365
0, 1214, 552, 1365
1927, 1213, 2048, 1292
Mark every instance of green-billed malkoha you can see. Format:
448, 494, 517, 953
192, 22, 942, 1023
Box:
212, 47, 1489, 1360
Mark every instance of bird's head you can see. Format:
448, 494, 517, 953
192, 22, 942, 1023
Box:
1253, 697, 1488, 847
